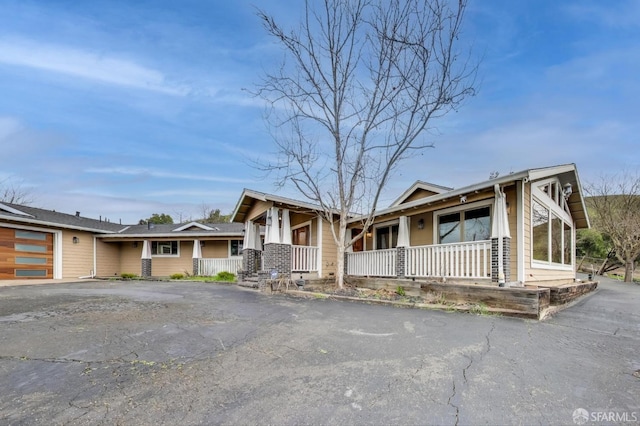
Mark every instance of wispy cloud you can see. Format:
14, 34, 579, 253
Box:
0, 37, 188, 95
85, 166, 257, 184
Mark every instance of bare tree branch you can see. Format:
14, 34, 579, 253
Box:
255, 0, 477, 287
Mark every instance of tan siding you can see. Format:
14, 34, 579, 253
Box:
202, 240, 230, 258
289, 212, 311, 228
321, 219, 338, 278
61, 230, 95, 278
246, 200, 272, 222
409, 212, 433, 246
96, 240, 121, 277
149, 241, 193, 277
402, 189, 439, 204
120, 243, 142, 276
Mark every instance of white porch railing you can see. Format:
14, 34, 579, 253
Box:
406, 240, 491, 279
198, 258, 243, 276
346, 249, 397, 277
292, 245, 319, 272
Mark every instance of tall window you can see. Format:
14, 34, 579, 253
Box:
230, 240, 243, 256
375, 224, 398, 250
531, 178, 574, 267
152, 241, 178, 256
438, 206, 491, 244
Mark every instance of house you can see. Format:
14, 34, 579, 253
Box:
1, 163, 589, 287
0, 202, 247, 280
232, 164, 589, 287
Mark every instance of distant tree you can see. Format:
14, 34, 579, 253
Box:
197, 203, 231, 223
576, 228, 610, 259
139, 213, 174, 225
255, 0, 477, 288
585, 173, 640, 282
0, 177, 34, 205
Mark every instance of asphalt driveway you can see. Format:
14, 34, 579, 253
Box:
0, 276, 638, 425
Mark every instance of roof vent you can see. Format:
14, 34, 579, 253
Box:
76, 211, 80, 217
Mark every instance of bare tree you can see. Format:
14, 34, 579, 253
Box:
0, 177, 34, 205
256, 0, 477, 287
586, 172, 640, 282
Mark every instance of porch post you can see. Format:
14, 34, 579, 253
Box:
491, 185, 511, 286
242, 221, 260, 277
141, 240, 152, 278
192, 239, 202, 276
263, 208, 292, 285
396, 216, 410, 278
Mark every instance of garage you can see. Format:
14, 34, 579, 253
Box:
0, 227, 53, 279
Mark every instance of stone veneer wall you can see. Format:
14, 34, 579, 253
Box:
263, 243, 292, 278
141, 259, 152, 278
491, 237, 511, 284
396, 247, 406, 278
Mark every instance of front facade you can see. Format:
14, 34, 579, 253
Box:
345, 164, 589, 286
1, 164, 589, 286
0, 203, 248, 280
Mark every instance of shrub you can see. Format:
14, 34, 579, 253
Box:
395, 286, 406, 296
214, 271, 236, 282
170, 273, 185, 280
120, 273, 137, 279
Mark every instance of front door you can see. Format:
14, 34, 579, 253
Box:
292, 225, 310, 246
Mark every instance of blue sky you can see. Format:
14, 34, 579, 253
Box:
1, 0, 638, 224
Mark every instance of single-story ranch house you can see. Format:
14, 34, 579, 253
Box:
1, 164, 589, 288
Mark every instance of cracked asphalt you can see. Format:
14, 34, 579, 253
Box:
0, 275, 638, 425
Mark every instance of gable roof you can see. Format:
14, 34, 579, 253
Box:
0, 202, 126, 233
349, 163, 590, 229
98, 222, 248, 239
389, 181, 453, 207
231, 188, 332, 223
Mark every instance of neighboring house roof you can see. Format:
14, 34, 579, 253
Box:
348, 163, 590, 229
0, 202, 126, 233
389, 181, 453, 207
98, 222, 249, 239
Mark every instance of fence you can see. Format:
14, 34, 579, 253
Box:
198, 258, 242, 276
406, 241, 491, 279
346, 249, 397, 277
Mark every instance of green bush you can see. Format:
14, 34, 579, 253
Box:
120, 273, 138, 279
214, 271, 236, 282
395, 286, 406, 296
170, 273, 185, 280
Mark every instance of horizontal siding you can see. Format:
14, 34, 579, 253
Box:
96, 241, 121, 277
61, 230, 94, 279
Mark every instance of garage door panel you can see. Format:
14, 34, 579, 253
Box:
0, 227, 53, 279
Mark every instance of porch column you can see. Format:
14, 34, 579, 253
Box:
491, 185, 512, 286
192, 239, 202, 276
263, 208, 292, 280
396, 216, 410, 278
141, 240, 152, 278
242, 220, 260, 276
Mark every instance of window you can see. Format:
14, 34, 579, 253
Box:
531, 194, 573, 267
15, 269, 47, 277
151, 241, 179, 256
15, 243, 47, 253
532, 201, 549, 262
375, 224, 398, 250
230, 240, 243, 256
438, 206, 491, 244
15, 230, 47, 240
15, 257, 47, 265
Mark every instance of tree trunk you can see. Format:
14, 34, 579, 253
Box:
624, 260, 634, 282
336, 243, 345, 289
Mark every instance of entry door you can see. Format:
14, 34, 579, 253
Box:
292, 226, 310, 246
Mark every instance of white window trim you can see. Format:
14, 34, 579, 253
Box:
373, 219, 399, 250
530, 193, 574, 271
432, 199, 493, 245
151, 241, 180, 257
229, 239, 243, 258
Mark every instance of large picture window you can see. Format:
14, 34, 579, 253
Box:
438, 206, 491, 244
531, 186, 574, 267
151, 241, 179, 256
